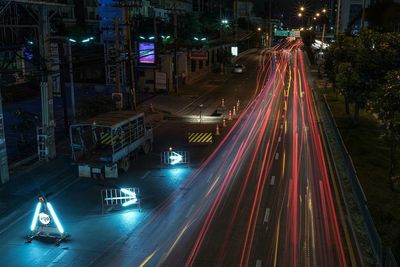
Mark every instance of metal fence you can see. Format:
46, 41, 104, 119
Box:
322, 95, 398, 267
100, 187, 141, 214
160, 151, 189, 165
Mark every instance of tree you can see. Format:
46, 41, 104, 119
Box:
336, 62, 364, 117
373, 70, 400, 179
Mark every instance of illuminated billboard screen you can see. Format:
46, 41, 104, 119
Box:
139, 42, 155, 64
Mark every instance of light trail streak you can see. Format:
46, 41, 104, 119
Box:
135, 40, 350, 267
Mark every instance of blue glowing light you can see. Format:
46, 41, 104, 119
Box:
30, 202, 42, 231
46, 202, 64, 234
201, 37, 207, 41
69, 38, 77, 43
121, 188, 137, 207
148, 36, 155, 40
81, 38, 90, 43
193, 37, 199, 41
169, 151, 183, 165
139, 36, 145, 40
122, 198, 137, 207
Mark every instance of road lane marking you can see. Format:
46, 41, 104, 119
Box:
139, 249, 157, 267
275, 153, 279, 160
185, 204, 195, 218
140, 171, 151, 179
46, 250, 68, 267
256, 259, 262, 267
263, 208, 270, 223
270, 176, 276, 185
206, 176, 221, 197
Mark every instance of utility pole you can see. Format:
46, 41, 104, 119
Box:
336, 0, 341, 37
0, 89, 9, 184
173, 0, 178, 95
234, 0, 238, 43
269, 0, 272, 48
114, 16, 121, 103
360, 0, 366, 30
38, 5, 56, 160
123, 0, 136, 110
67, 40, 76, 121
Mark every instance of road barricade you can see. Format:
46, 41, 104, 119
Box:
101, 187, 141, 214
161, 151, 189, 165
187, 132, 213, 145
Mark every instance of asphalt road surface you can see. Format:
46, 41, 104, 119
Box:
0, 43, 353, 267
89, 41, 352, 266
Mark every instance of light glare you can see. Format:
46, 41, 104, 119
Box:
46, 202, 64, 234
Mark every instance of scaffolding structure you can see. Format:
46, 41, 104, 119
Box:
0, 0, 72, 181
100, 0, 140, 110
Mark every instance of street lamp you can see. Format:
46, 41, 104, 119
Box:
300, 6, 305, 11
298, 12, 302, 17
316, 12, 320, 17
322, 8, 327, 13
257, 27, 262, 32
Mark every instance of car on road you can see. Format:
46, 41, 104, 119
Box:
232, 64, 246, 74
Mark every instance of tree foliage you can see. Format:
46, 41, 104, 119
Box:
325, 30, 400, 120
372, 70, 400, 178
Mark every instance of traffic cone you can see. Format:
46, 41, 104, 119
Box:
150, 103, 155, 113
236, 99, 240, 111
228, 110, 232, 121
222, 118, 227, 127
215, 124, 220, 135
221, 98, 225, 108
233, 106, 236, 117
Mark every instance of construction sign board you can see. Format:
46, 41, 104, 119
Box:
187, 132, 213, 145
27, 197, 68, 245
161, 151, 189, 165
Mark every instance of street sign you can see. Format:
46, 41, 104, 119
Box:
27, 197, 68, 245
161, 151, 189, 165
274, 30, 295, 37
101, 187, 141, 214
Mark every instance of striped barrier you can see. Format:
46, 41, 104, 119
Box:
161, 151, 190, 165
100, 132, 117, 145
187, 132, 213, 144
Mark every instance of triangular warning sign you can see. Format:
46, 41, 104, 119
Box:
30, 196, 65, 236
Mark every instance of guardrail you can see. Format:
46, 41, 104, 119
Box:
321, 95, 398, 267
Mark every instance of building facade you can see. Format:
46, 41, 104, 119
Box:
338, 0, 371, 33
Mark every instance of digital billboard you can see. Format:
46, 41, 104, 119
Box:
139, 42, 155, 64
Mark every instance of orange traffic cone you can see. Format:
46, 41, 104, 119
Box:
233, 106, 237, 117
222, 118, 227, 127
228, 110, 232, 121
221, 98, 225, 108
215, 124, 220, 135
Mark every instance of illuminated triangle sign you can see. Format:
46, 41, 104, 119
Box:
30, 197, 65, 235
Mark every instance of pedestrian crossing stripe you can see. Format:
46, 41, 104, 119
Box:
188, 132, 213, 144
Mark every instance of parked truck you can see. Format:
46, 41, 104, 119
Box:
70, 111, 153, 178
